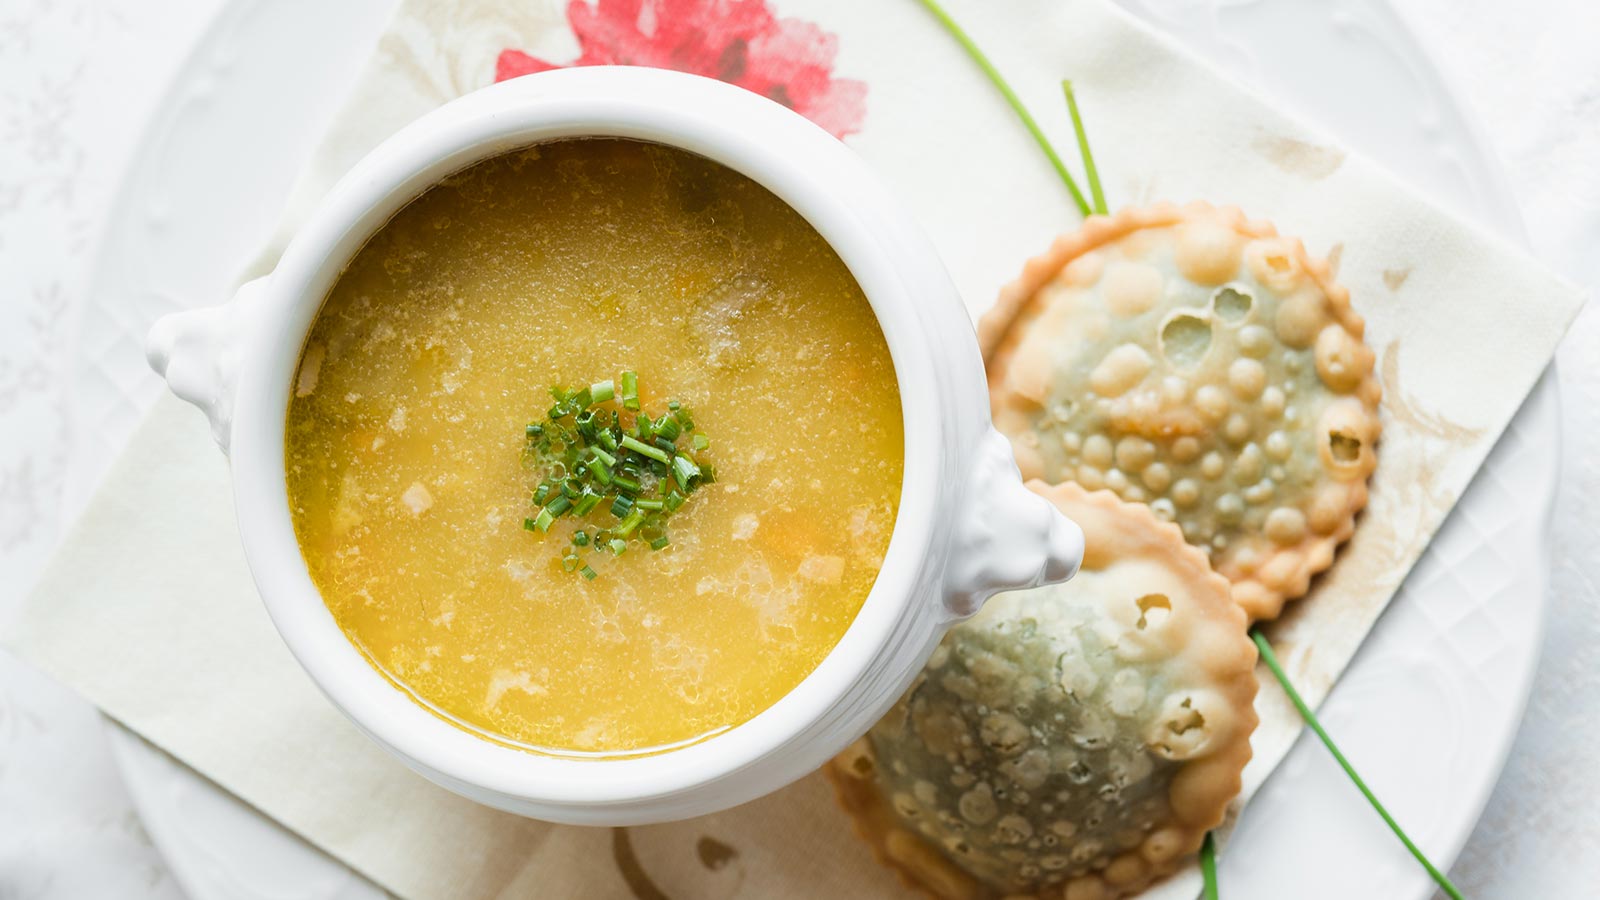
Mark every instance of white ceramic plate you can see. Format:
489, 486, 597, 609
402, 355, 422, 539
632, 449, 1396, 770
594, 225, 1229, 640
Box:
72, 0, 1556, 897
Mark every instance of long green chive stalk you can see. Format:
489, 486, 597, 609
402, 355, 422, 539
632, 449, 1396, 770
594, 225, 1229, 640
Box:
1200, 831, 1220, 900
522, 372, 713, 577
1252, 631, 1465, 900
912, 0, 1092, 217
1061, 81, 1107, 215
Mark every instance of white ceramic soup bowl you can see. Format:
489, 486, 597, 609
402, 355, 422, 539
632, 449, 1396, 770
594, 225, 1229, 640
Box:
146, 66, 1083, 825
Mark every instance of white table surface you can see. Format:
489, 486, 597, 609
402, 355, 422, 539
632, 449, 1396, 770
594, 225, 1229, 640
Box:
0, 1, 1595, 897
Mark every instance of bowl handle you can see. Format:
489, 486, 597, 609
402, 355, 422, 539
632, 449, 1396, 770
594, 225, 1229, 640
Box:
144, 277, 270, 455
940, 429, 1085, 620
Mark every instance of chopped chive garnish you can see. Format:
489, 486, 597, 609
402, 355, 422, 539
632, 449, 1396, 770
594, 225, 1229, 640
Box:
671, 455, 701, 490
573, 492, 602, 517
1252, 630, 1464, 900
522, 372, 713, 577
620, 434, 672, 465
620, 371, 639, 411
579, 565, 597, 581
912, 0, 1091, 216
616, 509, 646, 538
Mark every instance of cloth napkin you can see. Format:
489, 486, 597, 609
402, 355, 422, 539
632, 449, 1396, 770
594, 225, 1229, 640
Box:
5, 0, 1584, 897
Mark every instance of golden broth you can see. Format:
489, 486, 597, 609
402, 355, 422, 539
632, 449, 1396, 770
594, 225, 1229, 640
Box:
285, 139, 903, 755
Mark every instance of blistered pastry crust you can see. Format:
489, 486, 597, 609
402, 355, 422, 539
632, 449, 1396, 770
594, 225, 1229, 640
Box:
831, 484, 1257, 900
982, 202, 1381, 621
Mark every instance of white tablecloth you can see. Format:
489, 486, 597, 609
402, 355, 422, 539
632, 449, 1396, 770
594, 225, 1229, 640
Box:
0, 1, 1595, 896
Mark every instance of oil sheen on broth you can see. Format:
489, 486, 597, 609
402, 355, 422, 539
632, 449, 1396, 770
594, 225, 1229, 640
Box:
285, 139, 903, 755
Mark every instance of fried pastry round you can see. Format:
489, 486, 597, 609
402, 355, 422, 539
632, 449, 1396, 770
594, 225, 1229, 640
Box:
982, 202, 1381, 621
831, 483, 1257, 900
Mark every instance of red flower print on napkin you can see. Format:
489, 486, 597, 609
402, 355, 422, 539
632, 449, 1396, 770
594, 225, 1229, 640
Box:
495, 0, 867, 138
